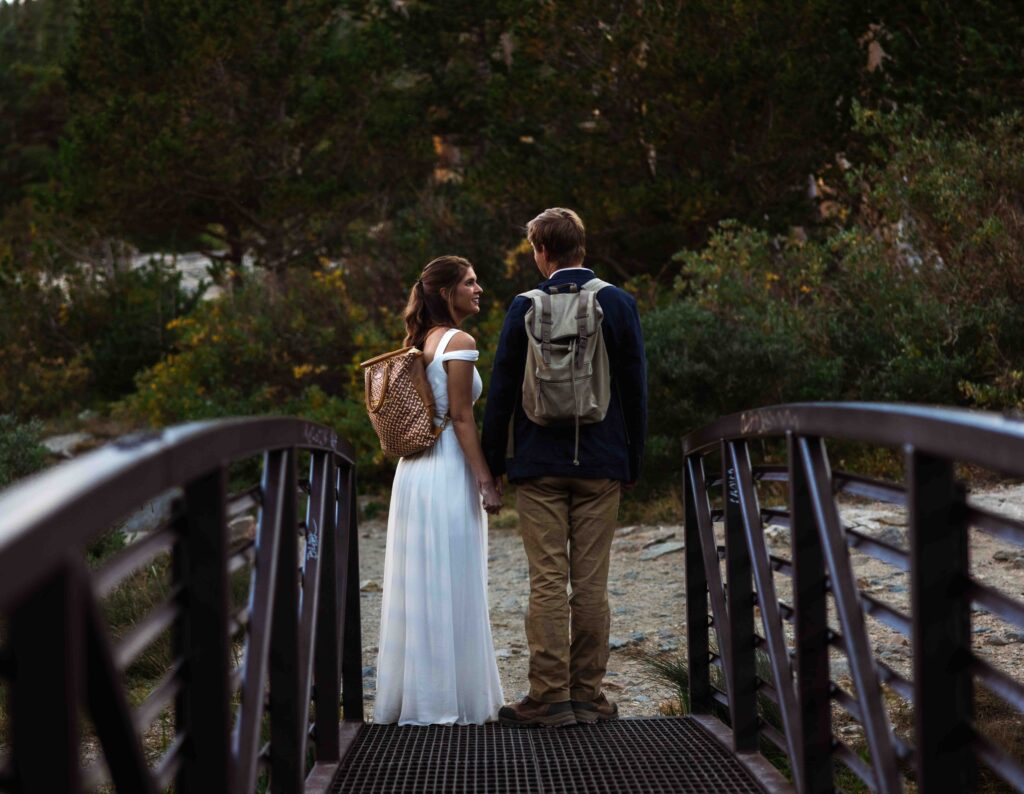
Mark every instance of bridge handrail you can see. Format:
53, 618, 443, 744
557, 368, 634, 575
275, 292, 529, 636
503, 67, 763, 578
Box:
0, 417, 353, 606
683, 401, 1024, 472
0, 416, 363, 793
682, 402, 1024, 794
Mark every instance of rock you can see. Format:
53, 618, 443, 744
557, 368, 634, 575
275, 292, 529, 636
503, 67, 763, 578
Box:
874, 526, 905, 547
360, 579, 382, 592
41, 432, 94, 459
634, 695, 651, 703
609, 636, 635, 650
876, 513, 907, 527
612, 539, 642, 552
609, 588, 625, 597
973, 626, 992, 634
229, 515, 256, 543
495, 648, 512, 658
642, 532, 676, 549
993, 550, 1015, 562
616, 526, 639, 536
985, 636, 1010, 647
121, 490, 179, 540
658, 642, 679, 653
621, 570, 640, 581
657, 629, 676, 639
639, 542, 685, 561
1005, 632, 1024, 644
362, 666, 375, 678
630, 631, 647, 643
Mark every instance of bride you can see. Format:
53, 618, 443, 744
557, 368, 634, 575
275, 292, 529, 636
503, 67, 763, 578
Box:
373, 255, 505, 725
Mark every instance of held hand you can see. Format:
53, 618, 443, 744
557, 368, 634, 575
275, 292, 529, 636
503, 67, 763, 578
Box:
479, 479, 503, 514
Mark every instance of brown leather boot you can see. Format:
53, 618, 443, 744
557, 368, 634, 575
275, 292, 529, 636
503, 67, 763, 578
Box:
498, 697, 577, 728
570, 693, 619, 724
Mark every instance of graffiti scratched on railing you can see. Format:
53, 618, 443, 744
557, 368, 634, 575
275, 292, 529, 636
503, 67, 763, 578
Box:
738, 408, 800, 436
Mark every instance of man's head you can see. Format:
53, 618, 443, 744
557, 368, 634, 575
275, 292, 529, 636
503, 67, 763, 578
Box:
526, 208, 586, 276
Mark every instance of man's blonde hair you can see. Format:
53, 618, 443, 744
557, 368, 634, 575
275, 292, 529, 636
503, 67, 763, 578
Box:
526, 208, 586, 267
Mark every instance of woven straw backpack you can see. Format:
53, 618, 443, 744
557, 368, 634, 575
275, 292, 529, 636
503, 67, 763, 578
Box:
359, 347, 444, 458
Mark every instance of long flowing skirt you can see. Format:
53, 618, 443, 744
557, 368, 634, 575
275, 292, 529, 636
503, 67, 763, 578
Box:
373, 427, 504, 725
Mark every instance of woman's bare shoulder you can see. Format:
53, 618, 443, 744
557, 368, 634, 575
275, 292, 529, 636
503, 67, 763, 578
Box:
445, 330, 477, 351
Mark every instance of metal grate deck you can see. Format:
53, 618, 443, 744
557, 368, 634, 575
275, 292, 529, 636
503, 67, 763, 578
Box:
330, 717, 767, 793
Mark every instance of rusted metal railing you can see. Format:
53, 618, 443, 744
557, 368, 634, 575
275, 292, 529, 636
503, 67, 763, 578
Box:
683, 403, 1024, 793
0, 418, 363, 793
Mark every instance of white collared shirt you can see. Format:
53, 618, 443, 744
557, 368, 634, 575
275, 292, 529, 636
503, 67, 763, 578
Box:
548, 266, 594, 278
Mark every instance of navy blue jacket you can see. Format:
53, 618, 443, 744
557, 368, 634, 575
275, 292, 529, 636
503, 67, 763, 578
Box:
482, 267, 648, 483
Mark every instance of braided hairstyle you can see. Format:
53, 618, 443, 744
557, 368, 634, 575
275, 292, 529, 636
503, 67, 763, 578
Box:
402, 255, 472, 349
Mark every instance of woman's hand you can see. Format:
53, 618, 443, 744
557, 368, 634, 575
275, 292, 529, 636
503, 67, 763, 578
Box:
479, 478, 503, 514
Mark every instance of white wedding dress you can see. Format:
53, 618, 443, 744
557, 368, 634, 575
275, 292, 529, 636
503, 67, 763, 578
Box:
373, 328, 505, 725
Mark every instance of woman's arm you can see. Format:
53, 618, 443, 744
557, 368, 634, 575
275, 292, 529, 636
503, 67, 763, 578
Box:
445, 331, 502, 513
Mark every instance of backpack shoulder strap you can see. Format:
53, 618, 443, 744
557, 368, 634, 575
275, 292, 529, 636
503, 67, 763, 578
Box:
518, 288, 547, 300
581, 277, 611, 293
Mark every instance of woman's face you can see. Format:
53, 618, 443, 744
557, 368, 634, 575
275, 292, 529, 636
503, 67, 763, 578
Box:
446, 266, 483, 322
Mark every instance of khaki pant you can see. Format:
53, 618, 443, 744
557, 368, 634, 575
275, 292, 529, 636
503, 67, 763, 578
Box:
516, 477, 621, 703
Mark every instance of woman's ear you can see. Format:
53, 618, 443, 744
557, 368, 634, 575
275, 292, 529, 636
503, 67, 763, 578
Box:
439, 287, 448, 301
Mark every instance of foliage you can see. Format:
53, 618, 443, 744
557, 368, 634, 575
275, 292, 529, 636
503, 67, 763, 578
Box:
640, 110, 1024, 485
0, 246, 198, 417
119, 266, 397, 485
60, 0, 433, 274
0, 0, 71, 215
0, 414, 48, 488
857, 1, 1024, 126
355, 0, 866, 276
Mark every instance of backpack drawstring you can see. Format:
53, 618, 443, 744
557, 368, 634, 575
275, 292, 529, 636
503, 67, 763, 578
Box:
570, 338, 580, 466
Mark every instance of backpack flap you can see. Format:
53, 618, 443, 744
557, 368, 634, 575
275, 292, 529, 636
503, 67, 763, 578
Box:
359, 346, 440, 458
520, 284, 610, 433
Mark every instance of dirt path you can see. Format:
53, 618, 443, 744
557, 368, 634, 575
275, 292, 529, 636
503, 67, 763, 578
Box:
356, 484, 1024, 722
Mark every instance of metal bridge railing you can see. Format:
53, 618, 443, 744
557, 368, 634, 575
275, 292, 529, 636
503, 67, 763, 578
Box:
682, 403, 1024, 793
0, 418, 363, 793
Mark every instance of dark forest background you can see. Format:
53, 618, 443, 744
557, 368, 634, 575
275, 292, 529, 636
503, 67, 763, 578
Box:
3, 0, 1024, 494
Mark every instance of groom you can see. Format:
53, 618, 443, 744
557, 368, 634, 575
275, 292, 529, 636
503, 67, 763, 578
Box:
482, 208, 647, 726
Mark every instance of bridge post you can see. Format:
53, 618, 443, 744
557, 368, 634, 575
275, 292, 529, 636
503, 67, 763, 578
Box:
723, 441, 758, 751
339, 464, 364, 721
788, 433, 833, 793
10, 562, 84, 793
908, 449, 974, 791
684, 453, 712, 714
269, 448, 304, 792
175, 467, 231, 792
314, 453, 342, 759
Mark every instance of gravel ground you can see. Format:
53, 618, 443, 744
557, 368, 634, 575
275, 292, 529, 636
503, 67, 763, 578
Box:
356, 484, 1024, 726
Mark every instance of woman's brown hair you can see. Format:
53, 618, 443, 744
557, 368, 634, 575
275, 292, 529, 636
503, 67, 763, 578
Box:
402, 255, 472, 349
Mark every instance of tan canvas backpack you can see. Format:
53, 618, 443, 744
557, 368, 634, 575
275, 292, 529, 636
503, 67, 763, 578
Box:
520, 278, 611, 465
359, 347, 444, 458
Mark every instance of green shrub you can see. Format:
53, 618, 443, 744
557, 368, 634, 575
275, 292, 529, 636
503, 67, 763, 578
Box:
642, 109, 1024, 489
0, 414, 48, 488
0, 245, 197, 417
120, 266, 398, 488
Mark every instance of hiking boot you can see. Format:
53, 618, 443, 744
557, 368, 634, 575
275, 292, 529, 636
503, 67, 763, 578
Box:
570, 693, 619, 724
498, 697, 577, 728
